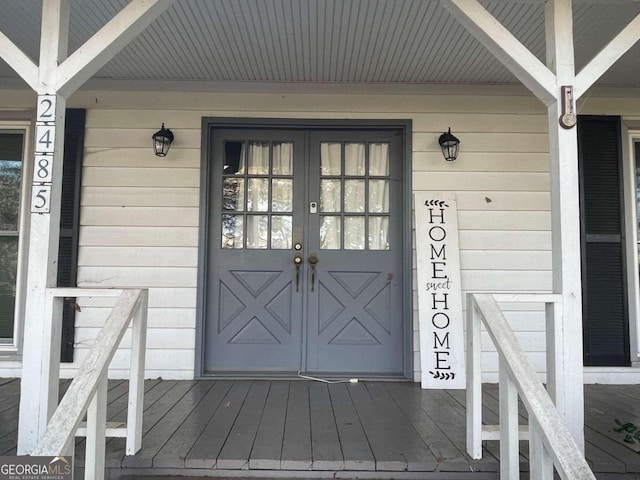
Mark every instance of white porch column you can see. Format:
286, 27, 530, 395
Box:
17, 0, 70, 454
545, 0, 584, 452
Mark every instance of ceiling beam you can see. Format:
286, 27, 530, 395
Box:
56, 0, 175, 98
0, 30, 38, 91
575, 12, 640, 99
441, 0, 557, 106
38, 0, 70, 93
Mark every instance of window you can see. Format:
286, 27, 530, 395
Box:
0, 131, 25, 343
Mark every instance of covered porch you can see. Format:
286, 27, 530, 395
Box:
2, 0, 640, 478
1, 378, 639, 479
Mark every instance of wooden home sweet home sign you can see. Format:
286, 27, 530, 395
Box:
414, 192, 466, 389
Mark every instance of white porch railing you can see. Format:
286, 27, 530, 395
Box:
30, 288, 148, 480
466, 293, 595, 479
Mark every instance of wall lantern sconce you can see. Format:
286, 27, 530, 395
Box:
438, 128, 460, 162
152, 123, 174, 157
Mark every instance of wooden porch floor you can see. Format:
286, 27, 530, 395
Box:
1, 379, 639, 479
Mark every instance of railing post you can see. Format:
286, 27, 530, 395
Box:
545, 301, 564, 417
529, 417, 554, 480
126, 289, 147, 455
466, 293, 483, 459
85, 372, 107, 480
499, 356, 519, 480
19, 291, 64, 451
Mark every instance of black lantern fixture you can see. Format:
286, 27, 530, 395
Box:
152, 123, 174, 157
438, 127, 460, 162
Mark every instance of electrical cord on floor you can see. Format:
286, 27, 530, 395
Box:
296, 370, 359, 384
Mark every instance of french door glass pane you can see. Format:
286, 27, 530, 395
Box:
223, 178, 244, 211
321, 143, 342, 175
247, 142, 269, 174
222, 214, 243, 249
321, 179, 341, 212
247, 178, 269, 212
369, 143, 389, 176
247, 215, 268, 249
272, 215, 292, 249
345, 143, 365, 175
272, 142, 293, 175
320, 216, 341, 249
344, 216, 365, 250
344, 180, 365, 212
369, 216, 390, 250
369, 180, 389, 213
272, 179, 293, 212
224, 141, 245, 174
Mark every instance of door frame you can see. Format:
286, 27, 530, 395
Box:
194, 118, 413, 378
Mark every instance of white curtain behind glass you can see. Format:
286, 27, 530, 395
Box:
319, 142, 389, 250
246, 142, 269, 248
320, 143, 342, 249
368, 143, 389, 250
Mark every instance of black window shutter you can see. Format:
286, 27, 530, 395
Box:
58, 109, 85, 362
578, 115, 629, 366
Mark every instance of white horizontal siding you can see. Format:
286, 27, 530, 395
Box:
80, 207, 199, 226
78, 247, 198, 267
79, 226, 198, 247
75, 307, 195, 329
83, 168, 199, 187
82, 187, 199, 207
77, 267, 196, 288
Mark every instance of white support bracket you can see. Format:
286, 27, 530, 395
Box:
575, 12, 640, 99
441, 0, 557, 106
0, 30, 39, 90
56, 0, 176, 97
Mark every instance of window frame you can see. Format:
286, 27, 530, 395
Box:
0, 121, 32, 353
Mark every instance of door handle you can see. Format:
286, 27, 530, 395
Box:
294, 254, 303, 292
308, 253, 319, 292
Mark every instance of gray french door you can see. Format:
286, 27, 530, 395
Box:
204, 125, 405, 376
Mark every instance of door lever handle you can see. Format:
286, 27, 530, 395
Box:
294, 254, 303, 292
308, 253, 319, 292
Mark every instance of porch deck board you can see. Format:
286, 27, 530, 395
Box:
365, 382, 438, 471
154, 380, 232, 469
248, 381, 288, 470
327, 383, 376, 471
346, 382, 408, 471
123, 381, 213, 468
309, 382, 344, 470
280, 381, 313, 470
184, 381, 251, 469
217, 381, 270, 470
2, 380, 640, 478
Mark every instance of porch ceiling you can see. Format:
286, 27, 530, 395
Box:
0, 0, 639, 90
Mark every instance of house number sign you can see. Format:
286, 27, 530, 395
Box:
414, 192, 466, 389
31, 94, 56, 214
